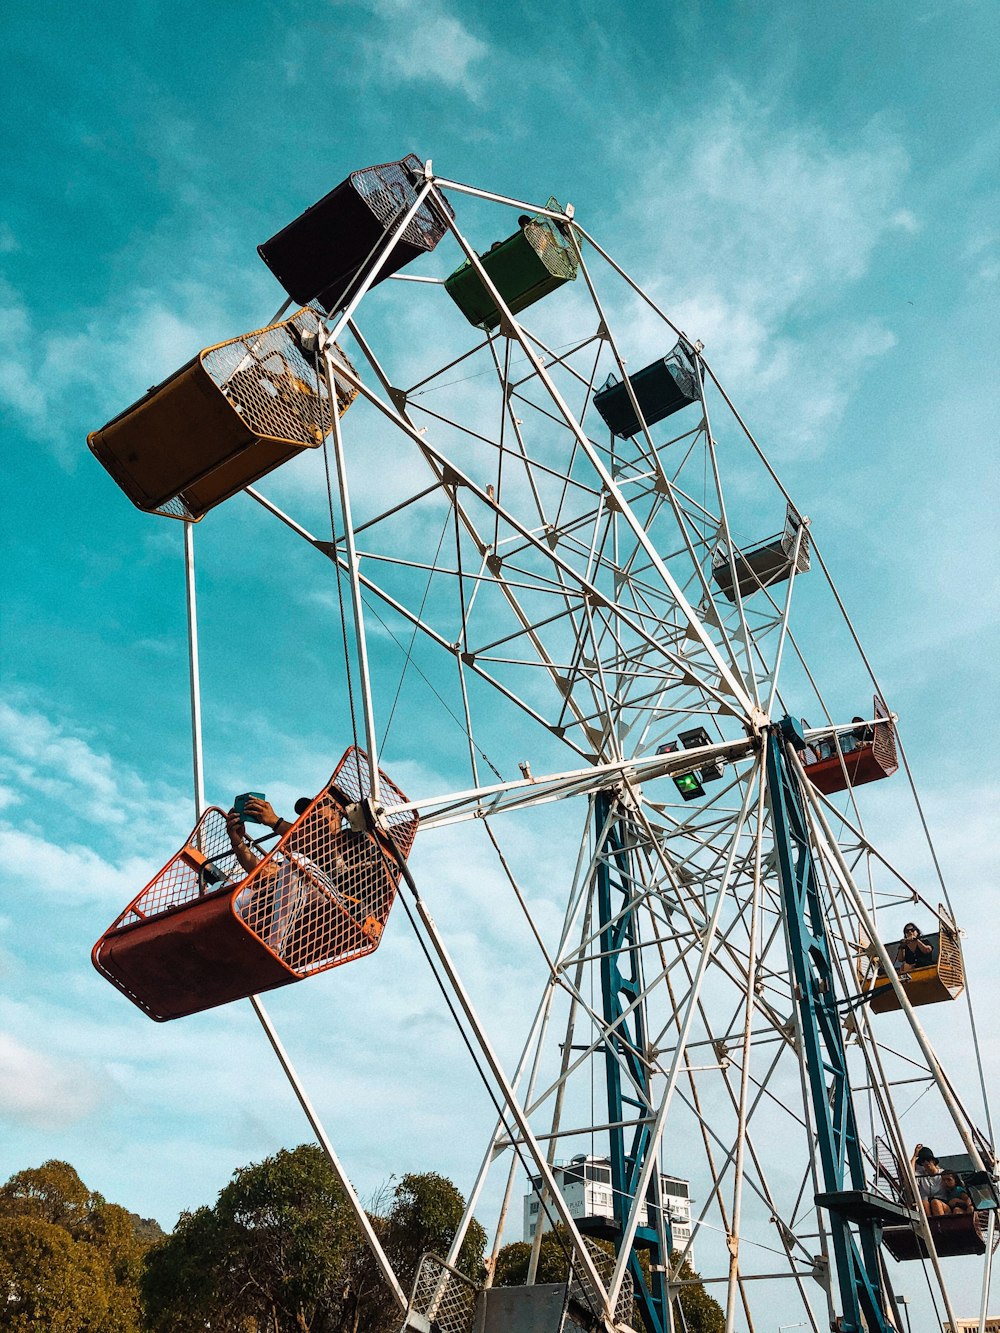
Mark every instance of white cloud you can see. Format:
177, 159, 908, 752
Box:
0, 277, 228, 469
0, 696, 186, 908
0, 827, 156, 908
0, 1031, 104, 1129
602, 93, 913, 453
356, 0, 488, 97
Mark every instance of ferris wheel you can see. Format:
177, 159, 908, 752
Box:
88, 155, 997, 1333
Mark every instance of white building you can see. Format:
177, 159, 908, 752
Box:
523, 1155, 693, 1262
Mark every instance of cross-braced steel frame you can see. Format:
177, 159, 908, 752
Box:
181, 161, 995, 1333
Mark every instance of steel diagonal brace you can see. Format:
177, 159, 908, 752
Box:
342, 320, 597, 741
764, 727, 892, 1333
330, 345, 745, 731
426, 180, 757, 724
606, 756, 763, 1312
406, 892, 616, 1325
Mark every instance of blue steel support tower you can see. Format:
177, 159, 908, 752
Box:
765, 719, 894, 1333
594, 788, 669, 1333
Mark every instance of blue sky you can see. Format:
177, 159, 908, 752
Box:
2, 0, 998, 1323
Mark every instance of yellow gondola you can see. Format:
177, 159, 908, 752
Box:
858, 909, 965, 1014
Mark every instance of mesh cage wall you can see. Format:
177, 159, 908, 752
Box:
407, 1253, 479, 1333
872, 696, 898, 777
567, 1237, 633, 1330
937, 923, 965, 992
92, 747, 417, 1020
257, 154, 454, 313
87, 308, 358, 523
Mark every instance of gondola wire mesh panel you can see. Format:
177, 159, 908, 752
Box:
593, 340, 700, 439
406, 1253, 478, 1333
88, 307, 358, 522
258, 154, 454, 313
568, 1237, 633, 1329
92, 747, 417, 1020
712, 505, 811, 601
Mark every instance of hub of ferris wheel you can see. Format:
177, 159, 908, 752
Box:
89, 155, 996, 1333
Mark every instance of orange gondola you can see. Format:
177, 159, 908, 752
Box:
882, 1211, 990, 1261
802, 696, 898, 795
93, 748, 417, 1021
88, 307, 358, 522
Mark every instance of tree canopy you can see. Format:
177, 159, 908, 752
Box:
1, 1153, 719, 1333
0, 1160, 161, 1333
141, 1147, 486, 1333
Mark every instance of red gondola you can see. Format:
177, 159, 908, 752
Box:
93, 748, 417, 1021
881, 1211, 990, 1261
802, 696, 898, 795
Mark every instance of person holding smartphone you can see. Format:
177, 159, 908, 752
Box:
895, 923, 934, 974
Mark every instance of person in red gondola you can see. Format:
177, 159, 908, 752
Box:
226, 793, 383, 962
225, 797, 305, 950
895, 923, 934, 975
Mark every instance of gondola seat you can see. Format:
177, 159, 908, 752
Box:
712, 508, 810, 602
258, 154, 454, 313
860, 921, 966, 1014
881, 1211, 988, 1261
802, 697, 897, 795
593, 340, 699, 439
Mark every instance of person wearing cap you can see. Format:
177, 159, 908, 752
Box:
911, 1145, 948, 1216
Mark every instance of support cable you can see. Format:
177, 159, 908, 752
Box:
181, 525, 408, 1314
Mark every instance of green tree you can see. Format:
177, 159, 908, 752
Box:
143, 1143, 357, 1332
492, 1225, 578, 1288
0, 1160, 154, 1333
350, 1172, 488, 1333
142, 1149, 487, 1333
0, 1160, 97, 1231
0, 1216, 110, 1332
493, 1230, 724, 1333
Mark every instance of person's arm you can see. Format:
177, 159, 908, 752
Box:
227, 809, 262, 875
915, 936, 933, 956
243, 796, 293, 838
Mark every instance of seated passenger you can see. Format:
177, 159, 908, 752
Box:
852, 715, 875, 745
226, 792, 383, 960
895, 923, 934, 975
939, 1170, 973, 1214
911, 1145, 948, 1217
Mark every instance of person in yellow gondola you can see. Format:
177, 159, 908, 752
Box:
938, 1170, 974, 1215
911, 1145, 948, 1217
894, 922, 934, 975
